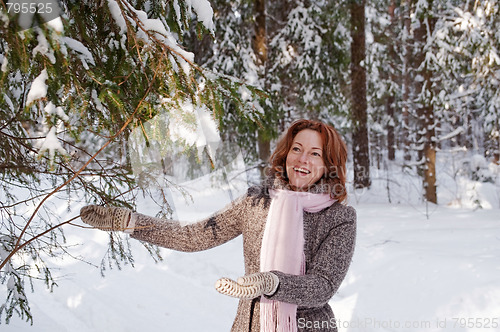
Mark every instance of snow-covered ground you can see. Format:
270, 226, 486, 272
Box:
2, 154, 500, 332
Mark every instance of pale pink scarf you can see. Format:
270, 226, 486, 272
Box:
260, 189, 336, 332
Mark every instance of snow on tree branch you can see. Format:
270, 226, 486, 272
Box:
36, 126, 68, 168
25, 69, 48, 106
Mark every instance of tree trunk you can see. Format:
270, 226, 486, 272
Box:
423, 131, 437, 203
387, 0, 397, 161
253, 0, 267, 67
413, 0, 437, 204
386, 95, 395, 161
350, 0, 371, 188
253, 0, 271, 177
402, 0, 412, 162
497, 116, 500, 165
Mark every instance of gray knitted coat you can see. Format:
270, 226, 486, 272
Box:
130, 177, 356, 331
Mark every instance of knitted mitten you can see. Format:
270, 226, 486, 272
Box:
80, 205, 131, 231
215, 272, 279, 299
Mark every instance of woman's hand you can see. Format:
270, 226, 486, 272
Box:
215, 272, 279, 299
80, 205, 131, 231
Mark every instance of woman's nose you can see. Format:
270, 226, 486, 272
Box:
298, 152, 308, 163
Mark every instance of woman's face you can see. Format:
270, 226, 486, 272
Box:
285, 129, 326, 190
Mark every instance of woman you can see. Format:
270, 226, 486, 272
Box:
81, 119, 356, 332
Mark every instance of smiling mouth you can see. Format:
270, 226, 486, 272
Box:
293, 167, 311, 174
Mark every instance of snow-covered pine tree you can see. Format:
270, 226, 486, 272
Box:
265, 0, 351, 124
365, 0, 401, 168
186, 0, 352, 179
385, 0, 442, 203
185, 0, 271, 176
0, 0, 263, 324
428, 0, 500, 187
450, 1, 500, 161
402, 0, 499, 202
363, 0, 500, 204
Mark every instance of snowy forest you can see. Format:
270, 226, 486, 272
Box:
1, 0, 499, 330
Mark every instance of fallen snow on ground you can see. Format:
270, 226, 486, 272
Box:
333, 204, 500, 332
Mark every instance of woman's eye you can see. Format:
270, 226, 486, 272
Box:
292, 147, 300, 152
312, 152, 321, 157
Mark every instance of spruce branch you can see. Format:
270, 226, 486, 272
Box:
0, 63, 160, 272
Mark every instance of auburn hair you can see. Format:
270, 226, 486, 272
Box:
268, 119, 348, 203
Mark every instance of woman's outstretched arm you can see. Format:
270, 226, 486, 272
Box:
129, 194, 247, 252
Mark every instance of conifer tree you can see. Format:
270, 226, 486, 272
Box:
0, 0, 263, 324
190, 0, 352, 173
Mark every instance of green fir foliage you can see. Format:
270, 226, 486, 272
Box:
0, 0, 264, 324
